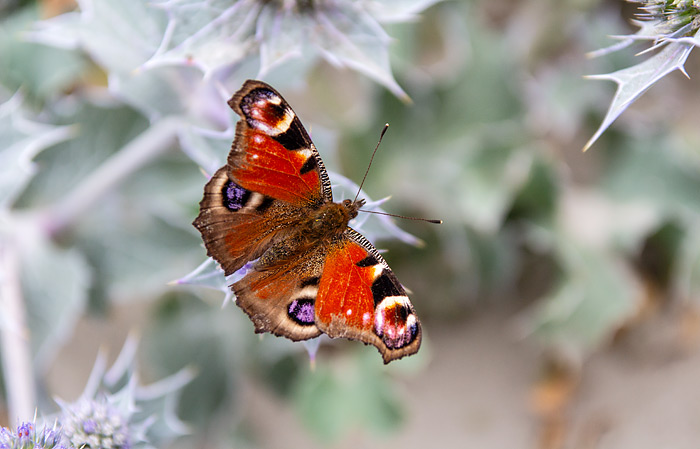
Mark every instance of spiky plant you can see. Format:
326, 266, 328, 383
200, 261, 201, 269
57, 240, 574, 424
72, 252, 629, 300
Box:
586, 0, 700, 150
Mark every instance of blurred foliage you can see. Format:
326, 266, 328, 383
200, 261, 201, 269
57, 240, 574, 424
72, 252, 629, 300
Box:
1, 0, 700, 447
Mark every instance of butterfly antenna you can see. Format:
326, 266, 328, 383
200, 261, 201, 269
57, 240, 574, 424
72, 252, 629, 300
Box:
353, 124, 389, 204
360, 208, 442, 224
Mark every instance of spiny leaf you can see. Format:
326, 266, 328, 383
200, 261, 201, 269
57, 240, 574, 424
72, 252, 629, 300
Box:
310, 4, 409, 101
584, 30, 699, 152
145, 0, 259, 73
0, 94, 74, 209
34, 0, 167, 73
149, 0, 430, 100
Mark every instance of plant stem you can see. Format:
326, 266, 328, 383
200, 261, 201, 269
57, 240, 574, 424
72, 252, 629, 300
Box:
0, 241, 35, 422
43, 116, 184, 237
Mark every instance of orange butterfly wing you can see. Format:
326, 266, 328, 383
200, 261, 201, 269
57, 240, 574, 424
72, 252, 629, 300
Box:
194, 80, 421, 362
315, 229, 421, 363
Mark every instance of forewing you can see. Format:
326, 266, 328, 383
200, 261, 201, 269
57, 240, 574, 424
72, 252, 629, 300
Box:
194, 80, 332, 275
228, 80, 333, 205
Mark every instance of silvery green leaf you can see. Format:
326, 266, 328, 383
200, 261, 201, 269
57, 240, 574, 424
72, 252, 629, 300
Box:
257, 4, 304, 75
150, 0, 419, 100
586, 19, 661, 59
17, 103, 149, 207
173, 258, 231, 300
0, 95, 73, 209
33, 0, 167, 73
178, 127, 232, 175
584, 32, 698, 151
76, 184, 203, 303
312, 4, 408, 101
364, 0, 443, 23
112, 64, 229, 127
146, 0, 259, 72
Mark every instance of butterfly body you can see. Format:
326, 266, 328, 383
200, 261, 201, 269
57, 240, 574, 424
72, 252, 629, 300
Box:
194, 80, 421, 363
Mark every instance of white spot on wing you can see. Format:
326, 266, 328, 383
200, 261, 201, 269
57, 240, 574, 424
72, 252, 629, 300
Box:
371, 265, 384, 281
266, 94, 282, 105
274, 108, 294, 133
298, 148, 313, 159
250, 107, 295, 136
377, 296, 410, 309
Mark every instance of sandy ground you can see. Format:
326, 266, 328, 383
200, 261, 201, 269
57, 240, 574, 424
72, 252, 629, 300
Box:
241, 307, 700, 449
47, 304, 700, 449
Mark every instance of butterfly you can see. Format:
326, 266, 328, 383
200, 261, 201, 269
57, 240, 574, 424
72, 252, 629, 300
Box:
193, 80, 421, 363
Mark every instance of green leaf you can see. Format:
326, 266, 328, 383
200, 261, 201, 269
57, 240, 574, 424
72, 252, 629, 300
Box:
602, 136, 700, 217
257, 5, 304, 75
524, 231, 642, 359
293, 351, 403, 442
675, 225, 700, 305
584, 35, 697, 151
144, 291, 249, 427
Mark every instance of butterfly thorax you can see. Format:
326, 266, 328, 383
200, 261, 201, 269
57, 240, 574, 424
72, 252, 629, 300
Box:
257, 199, 364, 270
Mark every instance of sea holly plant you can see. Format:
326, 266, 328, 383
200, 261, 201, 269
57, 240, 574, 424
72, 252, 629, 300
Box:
585, 0, 700, 150
1, 0, 444, 443
0, 422, 65, 449
51, 336, 193, 449
0, 338, 193, 449
145, 0, 442, 101
32, 0, 442, 106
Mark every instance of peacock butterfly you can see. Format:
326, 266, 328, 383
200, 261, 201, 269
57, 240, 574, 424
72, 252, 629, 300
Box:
193, 80, 421, 363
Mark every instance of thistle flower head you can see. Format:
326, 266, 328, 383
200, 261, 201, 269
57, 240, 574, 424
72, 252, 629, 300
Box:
43, 336, 193, 449
636, 0, 700, 38
0, 422, 66, 449
152, 0, 441, 100
59, 398, 131, 449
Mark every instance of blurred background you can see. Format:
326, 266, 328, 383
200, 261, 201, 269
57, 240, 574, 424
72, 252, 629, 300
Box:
2, 0, 700, 448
